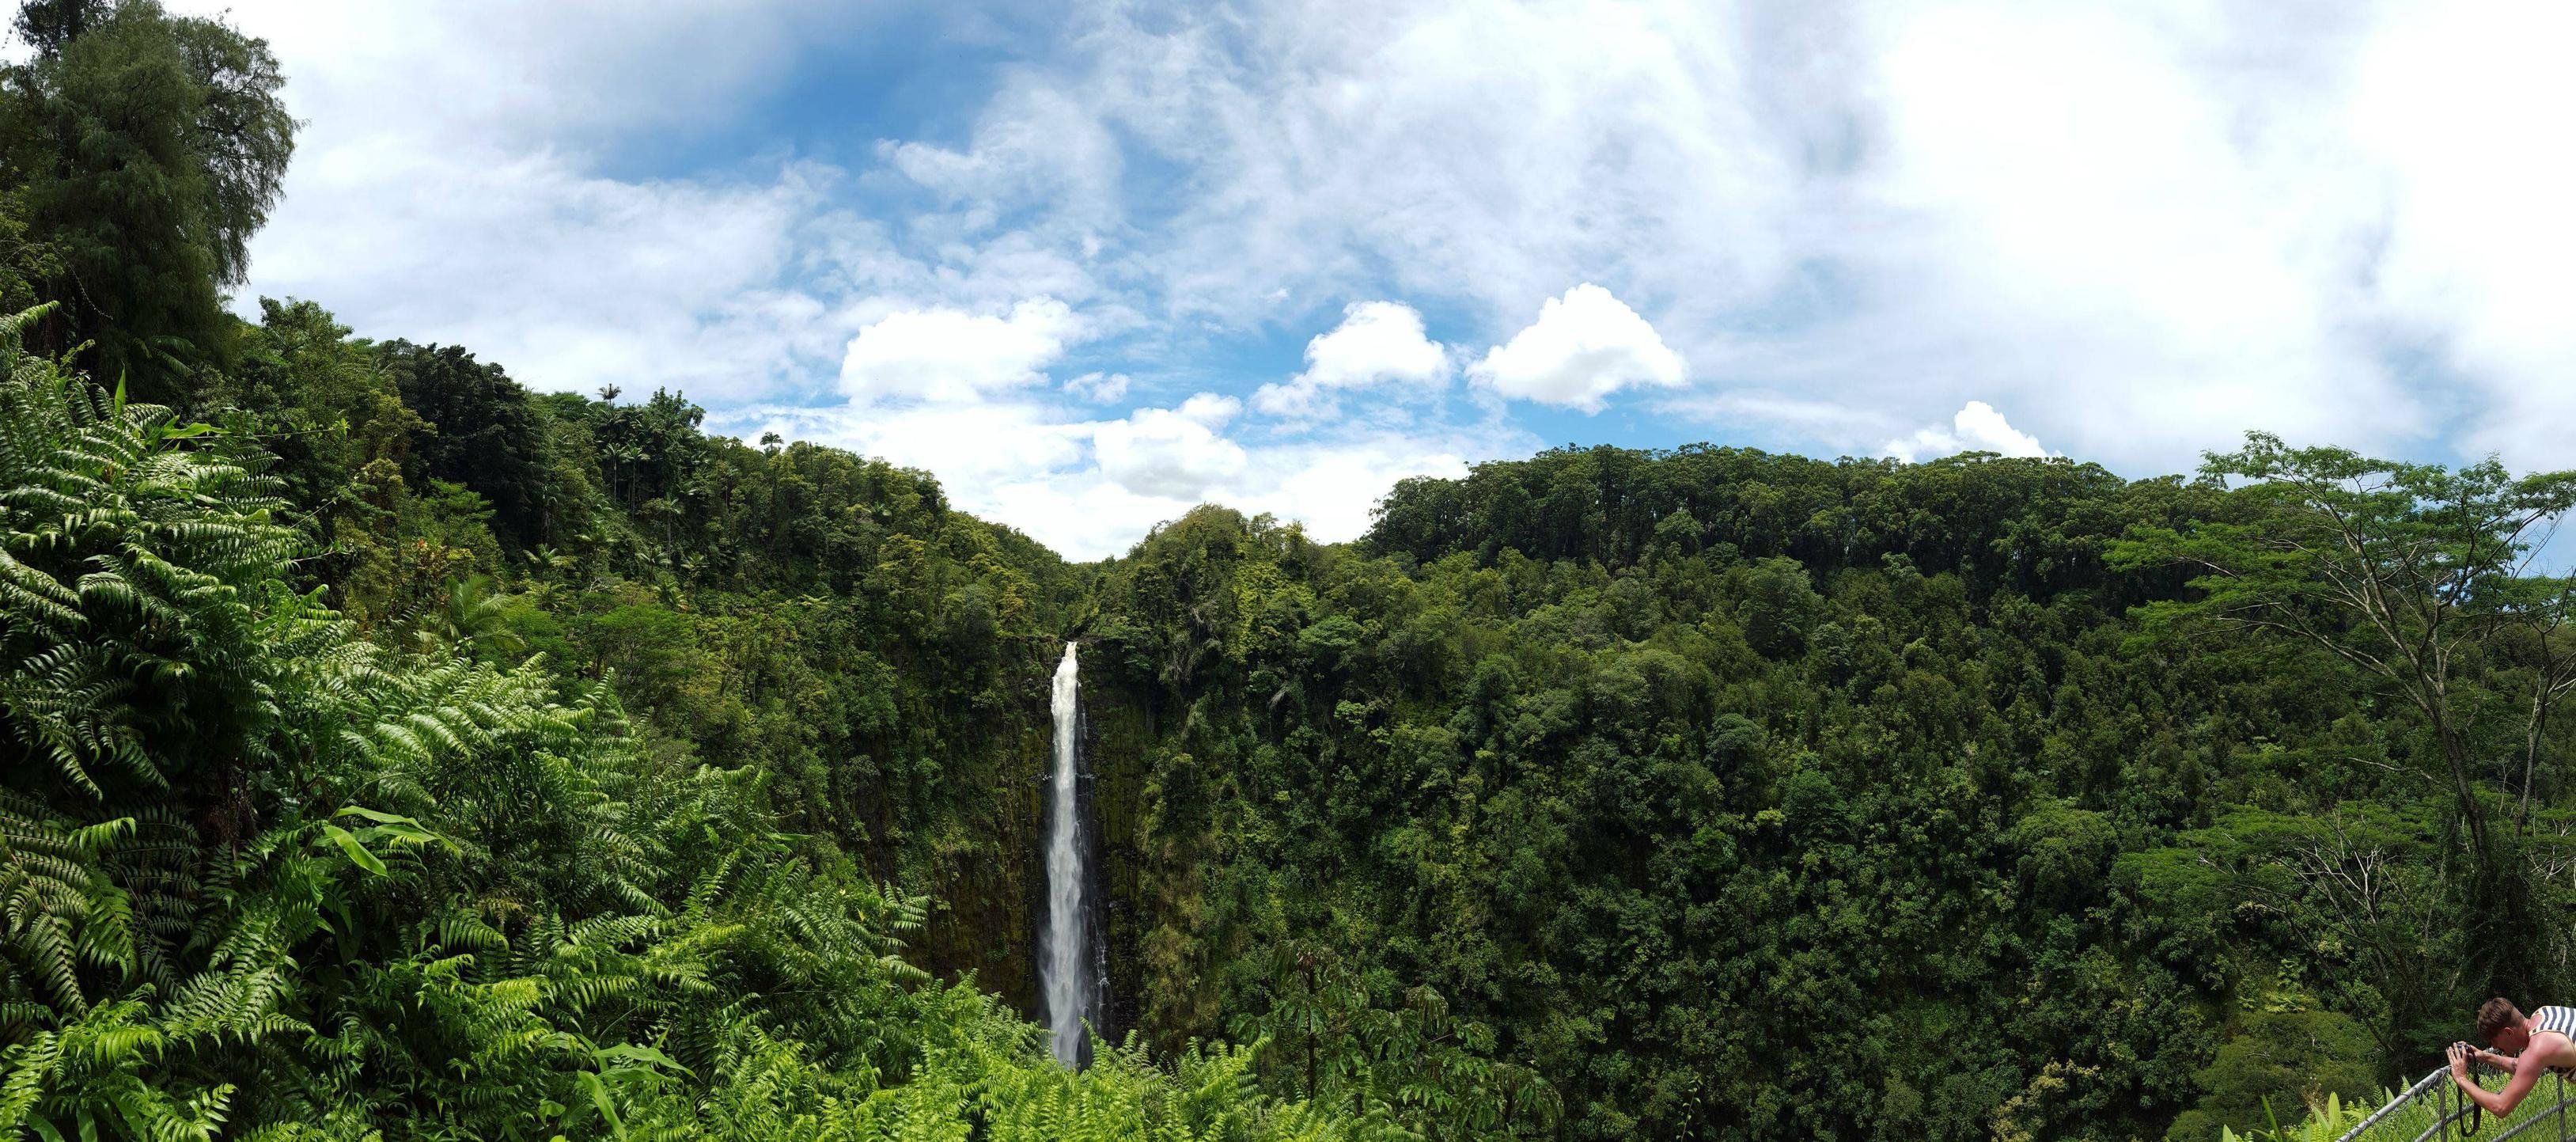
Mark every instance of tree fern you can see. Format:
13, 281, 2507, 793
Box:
0, 301, 1383, 1141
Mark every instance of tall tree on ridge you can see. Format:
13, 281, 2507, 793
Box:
0, 0, 294, 404
2112, 431, 2576, 997
380, 340, 560, 551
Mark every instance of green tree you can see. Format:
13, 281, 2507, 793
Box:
412, 573, 527, 659
0, 0, 293, 402
382, 340, 561, 549
0, 296, 1371, 1142
2112, 433, 2576, 993
2168, 1009, 2376, 1140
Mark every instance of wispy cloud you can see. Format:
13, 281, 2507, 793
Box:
203, 0, 2576, 557
839, 299, 1084, 402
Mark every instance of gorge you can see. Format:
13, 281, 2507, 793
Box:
11, 3, 2572, 1139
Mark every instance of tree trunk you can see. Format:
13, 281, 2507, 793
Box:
2442, 711, 2540, 992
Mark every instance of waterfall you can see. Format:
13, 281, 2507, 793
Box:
1041, 641, 1100, 1068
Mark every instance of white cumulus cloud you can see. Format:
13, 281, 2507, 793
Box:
1093, 394, 1250, 499
1885, 401, 2050, 463
739, 399, 1089, 491
1252, 301, 1450, 419
725, 394, 1530, 562
1225, 434, 1476, 542
1468, 284, 1688, 412
838, 298, 1082, 403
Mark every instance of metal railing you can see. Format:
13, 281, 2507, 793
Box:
2335, 1062, 2576, 1142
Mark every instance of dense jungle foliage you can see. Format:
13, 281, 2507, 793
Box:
0, 3, 1364, 1140
8, 3, 2576, 1141
1081, 447, 2576, 1142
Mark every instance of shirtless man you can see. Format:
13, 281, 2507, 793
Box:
2448, 998, 2576, 1115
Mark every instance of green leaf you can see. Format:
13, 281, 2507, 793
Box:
322, 824, 388, 876
577, 1071, 625, 1140
338, 806, 449, 850
596, 1043, 685, 1073
334, 806, 415, 825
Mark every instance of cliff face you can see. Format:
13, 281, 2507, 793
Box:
896, 639, 1176, 1040
1084, 682, 1162, 1051
1069, 614, 1290, 1060
909, 705, 1049, 1013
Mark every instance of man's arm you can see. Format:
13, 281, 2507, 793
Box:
2451, 1042, 2546, 1116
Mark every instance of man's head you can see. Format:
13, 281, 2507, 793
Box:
2481, 998, 2530, 1053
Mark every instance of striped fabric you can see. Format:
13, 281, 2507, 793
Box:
2538, 1005, 2576, 1041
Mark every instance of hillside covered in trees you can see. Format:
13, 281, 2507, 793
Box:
6, 3, 2576, 1141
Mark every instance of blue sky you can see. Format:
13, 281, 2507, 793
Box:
196, 0, 2576, 560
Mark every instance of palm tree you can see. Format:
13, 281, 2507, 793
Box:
412, 574, 525, 658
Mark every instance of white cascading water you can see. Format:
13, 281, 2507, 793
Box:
1042, 641, 1093, 1067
